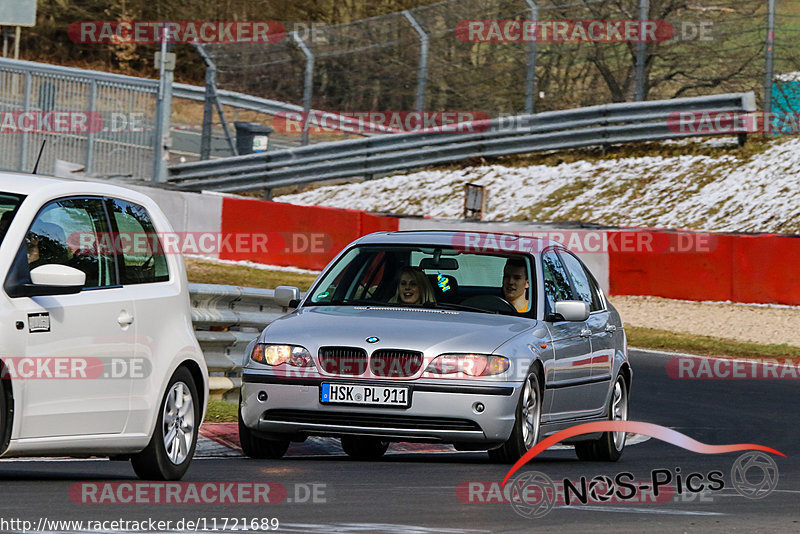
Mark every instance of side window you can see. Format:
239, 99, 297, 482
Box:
541, 250, 574, 314
26, 198, 115, 288
109, 199, 169, 285
559, 251, 603, 312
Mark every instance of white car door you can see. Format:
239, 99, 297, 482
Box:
105, 198, 175, 434
7, 196, 136, 438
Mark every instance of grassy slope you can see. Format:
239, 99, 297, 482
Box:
184, 257, 318, 290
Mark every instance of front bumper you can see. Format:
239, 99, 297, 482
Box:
240, 373, 522, 445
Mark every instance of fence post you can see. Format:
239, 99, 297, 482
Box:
523, 0, 538, 114
293, 31, 314, 146
18, 72, 30, 171
85, 79, 97, 173
402, 10, 429, 113
152, 33, 174, 182
200, 57, 216, 160
194, 44, 238, 159
634, 0, 649, 101
764, 0, 775, 123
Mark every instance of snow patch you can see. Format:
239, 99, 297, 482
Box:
274, 138, 800, 233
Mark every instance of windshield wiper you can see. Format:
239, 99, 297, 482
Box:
309, 298, 392, 307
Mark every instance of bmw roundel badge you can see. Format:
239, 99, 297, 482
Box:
366, 336, 379, 343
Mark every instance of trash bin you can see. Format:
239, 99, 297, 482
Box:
234, 122, 273, 154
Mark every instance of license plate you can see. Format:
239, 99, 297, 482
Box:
320, 383, 409, 407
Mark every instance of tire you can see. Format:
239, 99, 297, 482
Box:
131, 367, 200, 480
488, 369, 541, 463
340, 436, 389, 460
575, 374, 628, 462
238, 408, 290, 459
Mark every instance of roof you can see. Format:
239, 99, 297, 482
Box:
0, 171, 156, 207
0, 171, 65, 195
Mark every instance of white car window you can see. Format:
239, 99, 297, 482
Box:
26, 197, 115, 288
109, 199, 169, 284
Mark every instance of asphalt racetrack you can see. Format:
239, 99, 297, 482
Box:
0, 349, 797, 533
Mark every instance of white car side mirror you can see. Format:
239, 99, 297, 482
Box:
30, 264, 86, 287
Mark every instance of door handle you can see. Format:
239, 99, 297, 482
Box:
117, 311, 134, 327
605, 325, 617, 333
580, 329, 592, 338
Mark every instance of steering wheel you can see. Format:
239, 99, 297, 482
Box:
460, 295, 517, 314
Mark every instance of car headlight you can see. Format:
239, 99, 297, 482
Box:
425, 353, 509, 377
251, 344, 314, 367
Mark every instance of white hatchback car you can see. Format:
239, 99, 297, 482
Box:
0, 172, 207, 480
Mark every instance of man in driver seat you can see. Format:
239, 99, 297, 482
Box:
502, 258, 529, 313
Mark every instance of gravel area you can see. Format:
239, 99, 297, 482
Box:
610, 295, 800, 348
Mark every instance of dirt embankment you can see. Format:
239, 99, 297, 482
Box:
611, 296, 800, 348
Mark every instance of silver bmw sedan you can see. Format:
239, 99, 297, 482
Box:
239, 230, 631, 463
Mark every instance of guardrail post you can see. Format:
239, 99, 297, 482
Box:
403, 10, 429, 113
634, 0, 649, 101
293, 31, 315, 146
523, 0, 538, 114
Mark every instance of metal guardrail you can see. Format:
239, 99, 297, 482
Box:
168, 92, 757, 194
189, 283, 299, 399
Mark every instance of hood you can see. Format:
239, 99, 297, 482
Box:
261, 305, 536, 356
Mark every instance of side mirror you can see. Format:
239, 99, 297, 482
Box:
8, 264, 85, 297
549, 300, 590, 322
30, 264, 86, 287
275, 286, 300, 308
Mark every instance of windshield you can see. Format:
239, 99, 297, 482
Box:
0, 193, 25, 246
306, 245, 535, 316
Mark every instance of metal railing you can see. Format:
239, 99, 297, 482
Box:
168, 92, 756, 194
0, 57, 158, 179
189, 283, 299, 399
0, 58, 332, 178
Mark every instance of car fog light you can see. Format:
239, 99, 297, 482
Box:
258, 391, 268, 402
473, 402, 485, 414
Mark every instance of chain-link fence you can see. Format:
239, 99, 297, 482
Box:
200, 0, 784, 130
